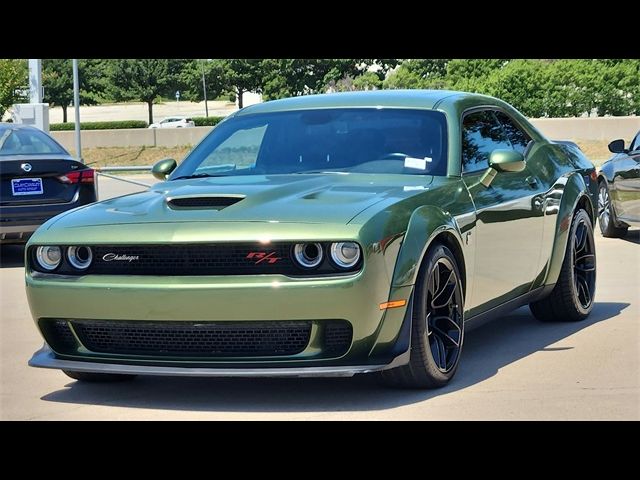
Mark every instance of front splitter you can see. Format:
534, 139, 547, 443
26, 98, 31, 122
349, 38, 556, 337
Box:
28, 345, 389, 378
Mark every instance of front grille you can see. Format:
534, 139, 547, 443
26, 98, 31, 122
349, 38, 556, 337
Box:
70, 320, 312, 357
87, 244, 297, 276
168, 196, 243, 209
30, 243, 363, 276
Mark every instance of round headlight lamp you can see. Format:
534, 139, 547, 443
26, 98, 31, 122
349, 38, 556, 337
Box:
330, 242, 361, 269
293, 243, 323, 268
35, 246, 62, 271
67, 246, 93, 270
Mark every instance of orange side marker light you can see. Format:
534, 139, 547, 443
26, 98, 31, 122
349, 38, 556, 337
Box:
379, 299, 407, 310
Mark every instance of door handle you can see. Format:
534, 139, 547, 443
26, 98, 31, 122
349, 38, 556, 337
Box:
526, 176, 538, 188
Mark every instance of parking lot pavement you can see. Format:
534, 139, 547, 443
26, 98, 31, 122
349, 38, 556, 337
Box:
0, 177, 638, 420
96, 174, 157, 200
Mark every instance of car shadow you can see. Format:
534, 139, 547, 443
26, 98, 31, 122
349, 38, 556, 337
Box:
621, 229, 640, 245
0, 245, 25, 268
40, 301, 629, 413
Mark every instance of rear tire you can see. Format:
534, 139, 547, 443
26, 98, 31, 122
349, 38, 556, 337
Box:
63, 370, 137, 383
380, 244, 464, 389
530, 208, 596, 322
598, 180, 627, 238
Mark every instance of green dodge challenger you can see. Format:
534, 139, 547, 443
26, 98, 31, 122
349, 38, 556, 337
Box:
26, 90, 598, 388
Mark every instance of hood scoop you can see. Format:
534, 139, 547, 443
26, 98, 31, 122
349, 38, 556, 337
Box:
167, 195, 245, 210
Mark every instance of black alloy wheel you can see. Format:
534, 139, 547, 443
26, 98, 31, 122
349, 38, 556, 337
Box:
426, 257, 464, 373
380, 244, 465, 389
530, 208, 596, 322
572, 216, 596, 311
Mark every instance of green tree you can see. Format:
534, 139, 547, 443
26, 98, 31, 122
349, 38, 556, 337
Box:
408, 59, 450, 78
385, 58, 640, 117
383, 64, 427, 89
178, 60, 226, 103
541, 60, 596, 117
0, 59, 28, 121
367, 59, 401, 80
216, 59, 266, 108
262, 59, 375, 99
383, 59, 451, 89
447, 59, 505, 93
591, 59, 639, 116
352, 71, 383, 90
481, 59, 550, 117
42, 59, 105, 123
620, 60, 640, 115
109, 59, 183, 124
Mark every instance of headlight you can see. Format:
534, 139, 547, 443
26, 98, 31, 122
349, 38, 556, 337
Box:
67, 246, 93, 270
330, 242, 361, 269
293, 243, 323, 268
35, 246, 62, 271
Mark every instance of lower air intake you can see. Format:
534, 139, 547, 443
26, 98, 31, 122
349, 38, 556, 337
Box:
71, 320, 312, 357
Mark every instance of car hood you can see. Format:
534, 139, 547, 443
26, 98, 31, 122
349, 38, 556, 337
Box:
46, 173, 435, 229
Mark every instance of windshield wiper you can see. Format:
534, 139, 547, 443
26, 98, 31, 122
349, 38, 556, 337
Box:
292, 170, 346, 174
171, 173, 229, 181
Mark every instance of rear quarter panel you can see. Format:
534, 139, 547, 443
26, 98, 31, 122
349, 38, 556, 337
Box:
525, 141, 597, 287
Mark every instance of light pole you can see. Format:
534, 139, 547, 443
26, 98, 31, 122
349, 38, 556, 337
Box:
72, 59, 82, 161
201, 59, 209, 118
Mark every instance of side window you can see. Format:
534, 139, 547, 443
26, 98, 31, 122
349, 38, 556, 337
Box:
494, 111, 532, 155
631, 133, 640, 152
462, 110, 512, 172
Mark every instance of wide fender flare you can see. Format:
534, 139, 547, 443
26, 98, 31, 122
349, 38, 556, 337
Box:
545, 172, 594, 286
391, 205, 464, 287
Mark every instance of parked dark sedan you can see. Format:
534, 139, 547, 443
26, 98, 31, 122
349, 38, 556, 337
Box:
597, 131, 640, 237
0, 123, 96, 243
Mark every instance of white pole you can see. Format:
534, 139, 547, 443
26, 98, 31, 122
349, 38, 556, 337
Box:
72, 59, 82, 162
28, 59, 43, 103
201, 60, 209, 117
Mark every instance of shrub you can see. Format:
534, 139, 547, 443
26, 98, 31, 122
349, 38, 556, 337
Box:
50, 120, 148, 131
191, 116, 225, 127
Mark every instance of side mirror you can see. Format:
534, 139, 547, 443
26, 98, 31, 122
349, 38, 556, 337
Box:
479, 150, 526, 187
151, 158, 177, 181
489, 150, 526, 173
608, 139, 627, 154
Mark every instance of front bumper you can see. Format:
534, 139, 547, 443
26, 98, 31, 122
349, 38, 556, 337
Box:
26, 218, 413, 372
27, 269, 414, 370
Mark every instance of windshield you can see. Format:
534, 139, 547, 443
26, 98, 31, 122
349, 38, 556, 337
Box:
0, 127, 68, 156
171, 108, 448, 179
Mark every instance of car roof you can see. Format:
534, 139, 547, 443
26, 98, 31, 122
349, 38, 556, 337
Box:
0, 122, 45, 132
236, 90, 490, 116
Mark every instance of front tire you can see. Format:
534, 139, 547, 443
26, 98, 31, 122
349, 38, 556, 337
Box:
530, 208, 596, 322
380, 244, 464, 389
598, 180, 627, 238
63, 370, 137, 383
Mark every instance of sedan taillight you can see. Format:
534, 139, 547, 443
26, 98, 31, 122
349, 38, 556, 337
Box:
57, 168, 95, 184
